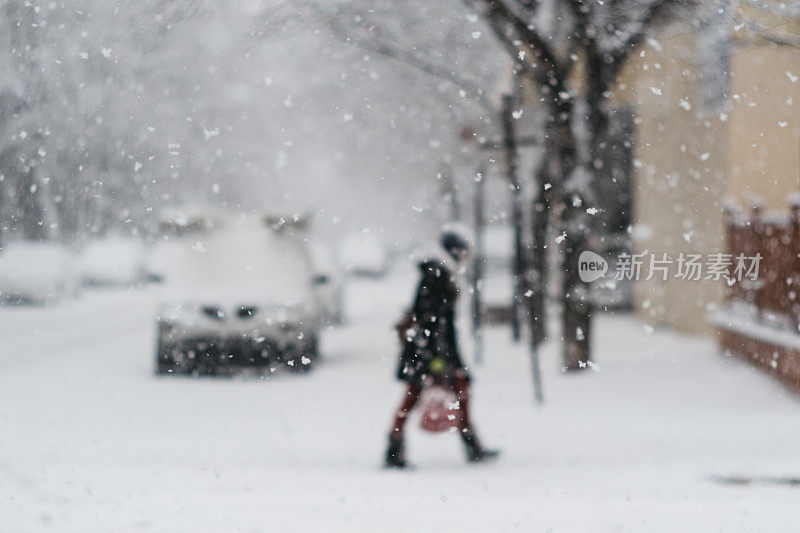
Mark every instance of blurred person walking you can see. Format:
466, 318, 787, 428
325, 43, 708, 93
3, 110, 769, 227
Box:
384, 228, 499, 469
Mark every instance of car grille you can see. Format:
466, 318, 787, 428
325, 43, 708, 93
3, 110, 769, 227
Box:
201, 305, 260, 321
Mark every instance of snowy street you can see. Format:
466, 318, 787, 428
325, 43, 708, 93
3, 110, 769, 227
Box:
1, 0, 798, 531
2, 263, 799, 532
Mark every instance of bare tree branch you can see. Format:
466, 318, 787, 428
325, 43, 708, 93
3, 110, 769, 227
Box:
739, 0, 800, 18
324, 13, 496, 112
481, 0, 565, 79
734, 15, 800, 49
608, 0, 687, 75
463, 0, 575, 103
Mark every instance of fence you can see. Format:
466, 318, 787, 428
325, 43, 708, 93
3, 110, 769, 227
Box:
724, 200, 800, 327
717, 199, 800, 391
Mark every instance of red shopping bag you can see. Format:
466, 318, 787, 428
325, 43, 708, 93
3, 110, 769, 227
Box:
420, 385, 463, 433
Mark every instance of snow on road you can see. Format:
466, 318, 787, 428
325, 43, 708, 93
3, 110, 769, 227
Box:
1, 264, 799, 532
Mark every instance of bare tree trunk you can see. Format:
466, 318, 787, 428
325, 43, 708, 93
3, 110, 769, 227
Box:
552, 94, 593, 371
559, 50, 614, 371
502, 95, 524, 341
528, 159, 550, 345
561, 229, 592, 370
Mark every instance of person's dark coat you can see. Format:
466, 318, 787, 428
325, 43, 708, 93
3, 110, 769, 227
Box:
396, 259, 469, 384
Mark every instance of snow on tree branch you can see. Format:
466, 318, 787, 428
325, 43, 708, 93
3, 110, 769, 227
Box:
323, 8, 495, 111
738, 0, 800, 18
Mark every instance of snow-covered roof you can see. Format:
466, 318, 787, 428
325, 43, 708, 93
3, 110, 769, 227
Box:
155, 216, 313, 306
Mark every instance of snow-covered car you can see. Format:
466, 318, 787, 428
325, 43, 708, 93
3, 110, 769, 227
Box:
79, 237, 148, 288
147, 205, 230, 283
0, 241, 78, 305
339, 231, 389, 278
308, 240, 345, 325
154, 214, 321, 376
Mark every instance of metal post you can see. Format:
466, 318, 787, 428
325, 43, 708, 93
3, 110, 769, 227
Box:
472, 163, 486, 366
529, 161, 549, 346
528, 312, 544, 405
502, 94, 524, 342
527, 168, 547, 405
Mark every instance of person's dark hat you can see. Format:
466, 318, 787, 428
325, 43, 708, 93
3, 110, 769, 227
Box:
441, 230, 469, 260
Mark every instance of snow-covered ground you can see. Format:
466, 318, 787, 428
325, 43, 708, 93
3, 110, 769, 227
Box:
2, 263, 799, 532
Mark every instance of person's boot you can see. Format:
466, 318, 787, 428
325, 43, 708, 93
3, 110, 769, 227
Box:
384, 434, 408, 469
460, 429, 500, 463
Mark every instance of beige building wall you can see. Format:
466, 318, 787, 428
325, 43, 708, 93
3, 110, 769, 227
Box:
727, 45, 800, 208
618, 33, 728, 335
619, 20, 799, 336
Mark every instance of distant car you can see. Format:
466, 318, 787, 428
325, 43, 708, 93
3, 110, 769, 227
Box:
0, 241, 78, 305
154, 214, 322, 376
339, 232, 389, 277
79, 237, 147, 288
308, 240, 345, 325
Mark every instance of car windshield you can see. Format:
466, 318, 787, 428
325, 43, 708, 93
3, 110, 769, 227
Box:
156, 217, 311, 306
